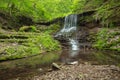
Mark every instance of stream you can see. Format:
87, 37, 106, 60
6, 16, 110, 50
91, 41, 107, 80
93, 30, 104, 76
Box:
0, 14, 120, 80
0, 46, 120, 80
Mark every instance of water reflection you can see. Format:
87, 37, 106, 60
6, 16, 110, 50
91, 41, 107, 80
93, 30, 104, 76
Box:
0, 52, 60, 80
60, 48, 120, 66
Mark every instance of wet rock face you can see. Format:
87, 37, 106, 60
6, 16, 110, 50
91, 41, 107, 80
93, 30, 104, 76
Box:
54, 27, 89, 42
54, 27, 93, 49
54, 35, 69, 43
77, 29, 89, 42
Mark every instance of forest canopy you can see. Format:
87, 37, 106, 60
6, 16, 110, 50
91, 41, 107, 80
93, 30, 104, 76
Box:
0, 0, 120, 26
0, 0, 74, 21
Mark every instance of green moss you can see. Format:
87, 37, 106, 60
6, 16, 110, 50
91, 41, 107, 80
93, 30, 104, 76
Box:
19, 25, 37, 32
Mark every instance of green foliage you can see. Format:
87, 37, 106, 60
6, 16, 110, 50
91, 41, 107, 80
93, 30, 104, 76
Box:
72, 0, 120, 27
46, 24, 61, 34
72, 0, 87, 13
0, 32, 61, 61
0, 0, 74, 21
29, 33, 61, 51
93, 0, 120, 27
0, 0, 119, 27
94, 28, 109, 49
72, 0, 104, 13
94, 28, 120, 51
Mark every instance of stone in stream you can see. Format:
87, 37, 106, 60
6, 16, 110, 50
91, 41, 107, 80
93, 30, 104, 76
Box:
66, 61, 78, 65
51, 62, 61, 70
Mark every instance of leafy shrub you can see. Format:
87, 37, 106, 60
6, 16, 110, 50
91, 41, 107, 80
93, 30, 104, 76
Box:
30, 33, 61, 51
93, 28, 109, 49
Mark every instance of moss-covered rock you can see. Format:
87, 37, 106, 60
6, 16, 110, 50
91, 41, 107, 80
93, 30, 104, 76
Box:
36, 23, 61, 34
19, 25, 37, 32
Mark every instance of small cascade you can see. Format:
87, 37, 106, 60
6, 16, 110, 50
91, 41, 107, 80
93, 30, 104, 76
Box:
55, 14, 79, 63
69, 38, 79, 58
55, 14, 77, 38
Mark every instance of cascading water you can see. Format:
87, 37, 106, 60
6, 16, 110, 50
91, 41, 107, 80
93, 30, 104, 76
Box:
55, 14, 79, 64
55, 14, 77, 38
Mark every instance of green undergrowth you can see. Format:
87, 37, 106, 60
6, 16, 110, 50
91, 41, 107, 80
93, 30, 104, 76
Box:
93, 28, 120, 52
0, 30, 61, 61
93, 0, 120, 27
73, 0, 120, 27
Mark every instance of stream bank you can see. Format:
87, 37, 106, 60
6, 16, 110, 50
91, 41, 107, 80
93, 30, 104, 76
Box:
0, 45, 120, 80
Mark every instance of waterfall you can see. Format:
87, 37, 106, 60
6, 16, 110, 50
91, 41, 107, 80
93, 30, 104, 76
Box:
55, 14, 77, 38
55, 14, 79, 58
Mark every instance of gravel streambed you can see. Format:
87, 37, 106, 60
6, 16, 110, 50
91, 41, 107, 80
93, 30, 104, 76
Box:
30, 63, 120, 80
